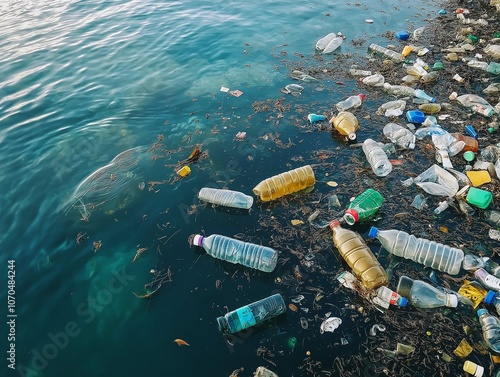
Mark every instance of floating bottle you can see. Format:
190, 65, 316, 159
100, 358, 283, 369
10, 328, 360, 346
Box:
369, 44, 405, 62
216, 294, 286, 334
377, 100, 406, 117
383, 123, 415, 149
485, 290, 500, 316
198, 188, 253, 209
414, 89, 436, 103
373, 286, 408, 309
192, 234, 278, 272
349, 68, 372, 77
463, 361, 485, 377
368, 227, 464, 275
252, 165, 315, 202
450, 133, 478, 153
359, 73, 385, 87
396, 275, 458, 308
463, 254, 500, 277
418, 103, 442, 114
343, 188, 384, 225
330, 220, 388, 290
477, 308, 500, 353
362, 138, 393, 177
383, 83, 415, 96
335, 94, 365, 112
330, 111, 359, 142
475, 268, 500, 291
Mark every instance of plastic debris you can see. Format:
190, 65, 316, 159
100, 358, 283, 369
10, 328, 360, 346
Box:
320, 317, 342, 334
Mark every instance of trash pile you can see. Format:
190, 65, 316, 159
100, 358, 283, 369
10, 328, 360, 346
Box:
181, 1, 500, 376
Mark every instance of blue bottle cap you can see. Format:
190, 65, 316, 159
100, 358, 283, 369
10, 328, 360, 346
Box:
406, 110, 426, 124
485, 290, 496, 304
477, 308, 488, 317
399, 297, 408, 308
465, 125, 478, 140
395, 31, 410, 40
368, 226, 379, 238
438, 9, 447, 15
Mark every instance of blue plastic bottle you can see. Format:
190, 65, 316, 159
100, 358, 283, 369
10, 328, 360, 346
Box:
414, 89, 436, 103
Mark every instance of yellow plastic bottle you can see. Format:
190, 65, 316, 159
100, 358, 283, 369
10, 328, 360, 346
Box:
253, 165, 315, 201
329, 111, 358, 141
330, 220, 388, 290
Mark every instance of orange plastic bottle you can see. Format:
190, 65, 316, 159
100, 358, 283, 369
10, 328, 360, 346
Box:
330, 220, 388, 290
253, 165, 315, 201
329, 111, 358, 142
450, 133, 478, 153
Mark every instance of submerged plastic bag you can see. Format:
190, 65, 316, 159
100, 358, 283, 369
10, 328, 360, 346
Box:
320, 317, 342, 334
414, 164, 459, 197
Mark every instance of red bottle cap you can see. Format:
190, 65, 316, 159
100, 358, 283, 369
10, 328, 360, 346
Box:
343, 209, 359, 225
329, 219, 341, 229
358, 94, 365, 101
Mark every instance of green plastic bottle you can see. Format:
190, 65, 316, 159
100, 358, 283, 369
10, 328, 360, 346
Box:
343, 188, 384, 225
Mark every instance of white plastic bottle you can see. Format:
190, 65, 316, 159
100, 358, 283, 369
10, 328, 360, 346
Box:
335, 94, 365, 112
369, 44, 405, 62
368, 227, 464, 275
192, 234, 278, 272
362, 138, 393, 177
383, 83, 416, 96
198, 188, 253, 209
396, 275, 458, 308
475, 268, 500, 291
359, 73, 385, 87
382, 123, 416, 149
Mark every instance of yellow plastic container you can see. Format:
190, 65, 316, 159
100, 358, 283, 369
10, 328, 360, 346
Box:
463, 360, 484, 377
466, 170, 491, 187
253, 165, 315, 201
176, 166, 191, 177
329, 111, 358, 141
330, 220, 388, 290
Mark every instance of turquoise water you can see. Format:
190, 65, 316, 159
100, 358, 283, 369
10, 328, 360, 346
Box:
1, 0, 478, 376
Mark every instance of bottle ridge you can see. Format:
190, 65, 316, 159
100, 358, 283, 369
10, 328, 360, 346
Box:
253, 165, 315, 201
198, 188, 253, 209
343, 188, 384, 225
362, 139, 393, 177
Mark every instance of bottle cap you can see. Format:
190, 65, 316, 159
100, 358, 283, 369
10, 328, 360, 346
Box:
368, 226, 379, 238
396, 275, 414, 299
343, 209, 359, 225
348, 132, 357, 142
192, 234, 204, 246
485, 290, 496, 304
358, 93, 365, 101
464, 151, 475, 162
398, 297, 408, 308
477, 308, 488, 317
329, 219, 341, 229
448, 294, 458, 308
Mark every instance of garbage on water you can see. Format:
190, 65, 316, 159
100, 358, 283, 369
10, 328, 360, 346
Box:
320, 317, 342, 334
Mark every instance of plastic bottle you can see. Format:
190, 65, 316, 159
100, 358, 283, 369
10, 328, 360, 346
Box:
463, 360, 485, 377
374, 286, 408, 308
485, 210, 500, 229
414, 89, 436, 103
396, 275, 458, 308
434, 197, 454, 215
383, 123, 416, 149
315, 33, 337, 51
456, 94, 492, 108
485, 291, 500, 316
335, 94, 365, 112
330, 220, 388, 289
369, 44, 405, 62
192, 234, 278, 272
450, 133, 478, 153
216, 293, 286, 334
198, 188, 253, 209
330, 111, 359, 141
418, 103, 442, 114
420, 71, 439, 83
343, 188, 384, 225
349, 68, 372, 77
362, 139, 393, 177
368, 227, 464, 275
252, 165, 315, 202
377, 100, 406, 117
463, 254, 500, 277
485, 45, 500, 59
477, 308, 500, 353
322, 36, 343, 54
383, 83, 415, 96
475, 268, 500, 291
467, 60, 489, 70
359, 73, 385, 87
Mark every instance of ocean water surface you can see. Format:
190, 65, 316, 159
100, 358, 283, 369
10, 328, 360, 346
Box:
0, 0, 451, 376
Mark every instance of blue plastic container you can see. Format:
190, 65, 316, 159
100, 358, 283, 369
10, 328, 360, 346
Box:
406, 110, 426, 124
396, 31, 410, 40
465, 125, 478, 140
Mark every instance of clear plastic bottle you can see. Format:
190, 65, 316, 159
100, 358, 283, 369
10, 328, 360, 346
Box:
335, 94, 365, 112
420, 71, 439, 83
359, 73, 385, 87
192, 234, 278, 272
485, 210, 500, 229
322, 36, 343, 54
343, 188, 384, 225
369, 44, 405, 62
374, 286, 408, 308
396, 275, 458, 308
252, 165, 315, 201
216, 293, 286, 334
368, 227, 464, 275
382, 123, 416, 149
362, 138, 393, 177
377, 100, 407, 117
330, 111, 359, 142
383, 83, 416, 96
477, 308, 500, 353
349, 68, 372, 77
414, 89, 436, 103
330, 220, 388, 289
467, 60, 489, 70
485, 291, 500, 317
456, 94, 492, 108
198, 188, 253, 209
463, 254, 500, 277
475, 268, 500, 291
315, 33, 337, 51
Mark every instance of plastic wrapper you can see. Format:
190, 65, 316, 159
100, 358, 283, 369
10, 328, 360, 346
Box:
414, 164, 459, 197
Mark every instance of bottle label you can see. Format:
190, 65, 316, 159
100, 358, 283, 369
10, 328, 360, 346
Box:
235, 306, 256, 329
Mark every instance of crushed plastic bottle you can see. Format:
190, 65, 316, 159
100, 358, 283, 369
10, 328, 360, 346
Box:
377, 100, 406, 117
362, 138, 393, 177
383, 123, 416, 149
335, 94, 365, 112
359, 73, 385, 87
383, 83, 416, 96
198, 188, 253, 209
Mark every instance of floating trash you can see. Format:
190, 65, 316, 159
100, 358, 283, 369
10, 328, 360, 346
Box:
320, 317, 342, 334
281, 83, 304, 95
300, 317, 309, 329
291, 295, 305, 304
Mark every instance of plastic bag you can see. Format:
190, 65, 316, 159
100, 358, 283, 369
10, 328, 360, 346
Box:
414, 164, 459, 197
320, 317, 342, 334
